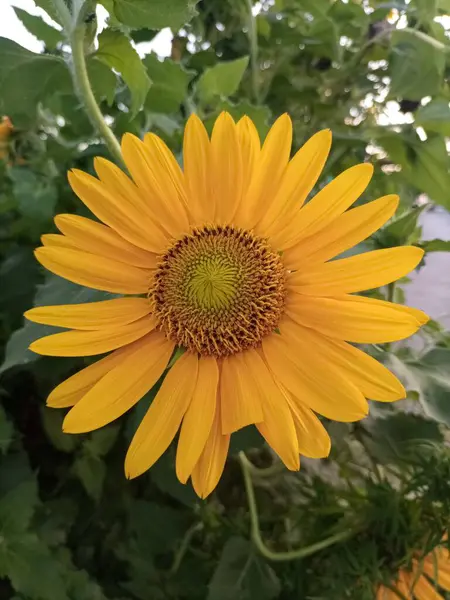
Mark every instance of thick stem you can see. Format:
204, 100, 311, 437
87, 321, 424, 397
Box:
245, 0, 260, 103
70, 24, 125, 167
239, 452, 355, 562
51, 0, 125, 168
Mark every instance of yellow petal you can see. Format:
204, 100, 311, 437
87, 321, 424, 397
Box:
54, 214, 159, 268
288, 246, 424, 295
25, 297, 151, 330
41, 234, 77, 249
235, 113, 292, 229
63, 332, 174, 433
258, 129, 332, 236
183, 113, 213, 224
35, 246, 151, 295
236, 116, 260, 193
144, 132, 188, 209
47, 344, 137, 408
413, 574, 445, 600
121, 133, 189, 238
284, 319, 405, 401
284, 195, 400, 269
68, 168, 167, 253
125, 351, 198, 479
262, 331, 368, 422
376, 586, 396, 600
286, 293, 427, 343
176, 356, 219, 483
191, 403, 230, 499
284, 395, 331, 458
211, 112, 243, 224
243, 349, 299, 470
424, 551, 450, 591
220, 353, 264, 434
29, 314, 156, 357
272, 163, 373, 250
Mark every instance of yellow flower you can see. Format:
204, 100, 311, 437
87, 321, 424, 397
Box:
377, 545, 450, 599
25, 113, 428, 498
0, 116, 13, 160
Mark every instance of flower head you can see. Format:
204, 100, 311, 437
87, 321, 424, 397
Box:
25, 112, 428, 498
377, 544, 450, 599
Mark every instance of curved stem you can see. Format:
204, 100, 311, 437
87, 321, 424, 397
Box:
245, 0, 260, 103
69, 23, 125, 167
171, 522, 204, 574
239, 452, 355, 562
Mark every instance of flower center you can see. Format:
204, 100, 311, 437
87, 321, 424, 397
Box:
151, 225, 286, 357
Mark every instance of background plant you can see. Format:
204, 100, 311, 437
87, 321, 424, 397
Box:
1, 0, 450, 598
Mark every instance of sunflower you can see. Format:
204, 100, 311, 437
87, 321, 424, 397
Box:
25, 112, 428, 498
377, 544, 450, 599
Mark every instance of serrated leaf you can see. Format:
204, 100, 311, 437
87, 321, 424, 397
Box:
32, 0, 62, 24
9, 167, 57, 223
412, 348, 450, 426
13, 8, 63, 50
197, 57, 249, 104
208, 537, 280, 600
143, 54, 195, 113
421, 238, 450, 252
88, 57, 117, 105
0, 479, 39, 535
389, 30, 445, 100
0, 39, 71, 124
106, 0, 200, 30
95, 29, 150, 117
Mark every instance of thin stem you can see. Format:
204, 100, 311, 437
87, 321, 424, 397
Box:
171, 522, 204, 574
69, 24, 125, 167
245, 0, 260, 103
239, 452, 355, 562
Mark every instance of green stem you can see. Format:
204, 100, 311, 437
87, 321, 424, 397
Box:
70, 24, 125, 167
245, 0, 260, 103
239, 452, 355, 562
171, 522, 204, 574
52, 0, 125, 168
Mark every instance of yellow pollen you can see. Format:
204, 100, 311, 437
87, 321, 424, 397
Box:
151, 225, 286, 357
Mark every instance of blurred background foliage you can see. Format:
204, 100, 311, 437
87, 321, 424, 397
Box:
1, 0, 450, 598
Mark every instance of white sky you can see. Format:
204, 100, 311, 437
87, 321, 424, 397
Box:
0, 0, 173, 56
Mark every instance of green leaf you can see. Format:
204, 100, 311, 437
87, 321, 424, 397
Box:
413, 348, 450, 426
106, 0, 200, 30
83, 425, 120, 458
421, 238, 450, 252
0, 534, 70, 600
363, 412, 443, 464
150, 448, 198, 507
41, 408, 79, 453
205, 100, 271, 137
9, 167, 57, 223
95, 29, 150, 117
415, 99, 450, 136
88, 57, 117, 106
0, 407, 14, 455
12, 8, 63, 50
129, 500, 190, 553
0, 39, 70, 124
389, 30, 446, 100
0, 479, 39, 535
197, 57, 249, 104
208, 537, 280, 600
32, 0, 62, 24
143, 54, 195, 113
73, 452, 106, 503
377, 205, 425, 246
0, 275, 115, 374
